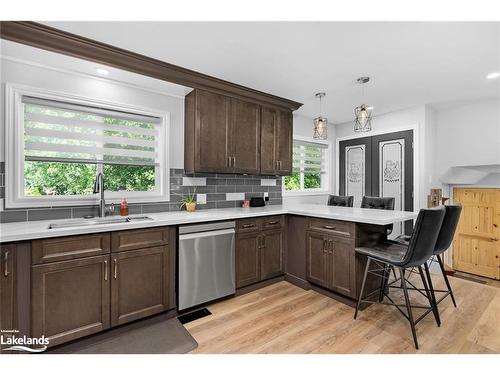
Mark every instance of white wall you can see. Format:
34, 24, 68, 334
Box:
0, 58, 185, 167
434, 98, 500, 181
334, 105, 433, 209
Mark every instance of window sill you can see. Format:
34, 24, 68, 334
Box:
282, 190, 331, 197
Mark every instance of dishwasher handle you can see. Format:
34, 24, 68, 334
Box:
179, 228, 235, 241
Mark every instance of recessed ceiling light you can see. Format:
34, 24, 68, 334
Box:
96, 68, 109, 76
486, 72, 500, 80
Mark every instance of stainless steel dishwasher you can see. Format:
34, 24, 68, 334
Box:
178, 221, 235, 310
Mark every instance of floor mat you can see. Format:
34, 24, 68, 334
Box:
48, 316, 198, 354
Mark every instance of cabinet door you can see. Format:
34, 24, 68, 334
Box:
32, 255, 110, 347
236, 233, 261, 288
261, 229, 284, 280
306, 231, 329, 288
0, 245, 16, 333
111, 246, 169, 326
195, 89, 231, 173
230, 98, 261, 174
260, 107, 278, 175
276, 109, 293, 175
329, 238, 356, 298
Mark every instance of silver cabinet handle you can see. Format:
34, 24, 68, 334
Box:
104, 260, 108, 281
113, 259, 118, 279
323, 239, 328, 254
3, 251, 9, 278
323, 225, 336, 230
329, 240, 334, 254
242, 223, 256, 228
268, 221, 279, 225
232, 156, 236, 167
228, 156, 231, 168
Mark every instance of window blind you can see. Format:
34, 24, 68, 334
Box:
22, 96, 161, 166
292, 140, 327, 174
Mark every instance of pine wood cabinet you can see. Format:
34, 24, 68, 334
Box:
185, 89, 292, 175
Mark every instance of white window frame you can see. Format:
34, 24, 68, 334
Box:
282, 135, 332, 196
5, 83, 170, 208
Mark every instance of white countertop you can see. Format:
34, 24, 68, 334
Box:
0, 204, 419, 243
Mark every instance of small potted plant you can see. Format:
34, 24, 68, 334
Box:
180, 189, 197, 212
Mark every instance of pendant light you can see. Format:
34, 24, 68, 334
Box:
313, 92, 328, 139
354, 77, 373, 132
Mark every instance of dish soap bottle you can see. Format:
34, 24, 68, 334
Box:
120, 198, 129, 216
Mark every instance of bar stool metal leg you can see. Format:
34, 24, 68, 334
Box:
437, 254, 457, 307
399, 267, 419, 350
354, 257, 371, 320
418, 265, 440, 326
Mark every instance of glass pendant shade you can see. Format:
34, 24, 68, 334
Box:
354, 104, 372, 132
313, 116, 328, 139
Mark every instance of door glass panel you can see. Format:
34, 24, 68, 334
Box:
345, 145, 365, 207
379, 139, 405, 237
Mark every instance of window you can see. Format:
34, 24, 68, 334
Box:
5, 84, 169, 208
284, 138, 330, 194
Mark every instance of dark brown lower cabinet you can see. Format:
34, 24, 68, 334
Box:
235, 232, 261, 288
306, 231, 356, 298
306, 231, 329, 288
111, 246, 169, 326
31, 255, 111, 347
236, 228, 284, 289
1, 244, 17, 334
260, 229, 284, 280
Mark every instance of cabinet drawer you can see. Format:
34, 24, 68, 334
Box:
308, 218, 354, 238
236, 218, 260, 233
261, 215, 284, 230
32, 233, 110, 264
111, 227, 169, 252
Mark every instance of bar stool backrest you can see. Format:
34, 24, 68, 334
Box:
401, 206, 446, 267
328, 195, 354, 207
434, 205, 462, 255
361, 196, 395, 235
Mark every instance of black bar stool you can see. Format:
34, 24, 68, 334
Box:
354, 206, 446, 349
327, 195, 354, 207
393, 205, 462, 323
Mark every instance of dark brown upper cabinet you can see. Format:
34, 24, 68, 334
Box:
260, 106, 293, 176
185, 89, 293, 175
230, 98, 261, 174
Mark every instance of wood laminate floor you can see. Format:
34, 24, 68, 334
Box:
185, 275, 500, 354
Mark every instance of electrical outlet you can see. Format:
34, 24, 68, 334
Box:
196, 193, 207, 204
264, 192, 269, 201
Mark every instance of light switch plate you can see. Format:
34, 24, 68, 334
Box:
196, 193, 207, 204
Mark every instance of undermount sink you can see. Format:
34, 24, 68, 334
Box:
48, 215, 154, 229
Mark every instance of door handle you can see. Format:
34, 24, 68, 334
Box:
268, 221, 279, 225
329, 240, 334, 254
278, 161, 282, 170
242, 223, 256, 229
491, 237, 499, 242
231, 156, 236, 168
323, 225, 336, 230
323, 239, 328, 253
113, 259, 118, 279
228, 156, 231, 167
104, 260, 108, 281
3, 251, 9, 278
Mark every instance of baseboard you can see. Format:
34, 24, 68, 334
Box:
235, 276, 285, 296
284, 273, 311, 290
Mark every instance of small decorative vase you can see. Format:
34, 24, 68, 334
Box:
185, 202, 196, 212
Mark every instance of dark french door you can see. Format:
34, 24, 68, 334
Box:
339, 130, 414, 235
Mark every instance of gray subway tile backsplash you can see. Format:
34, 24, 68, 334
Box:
0, 163, 282, 223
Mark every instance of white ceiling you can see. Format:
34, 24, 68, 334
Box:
43, 22, 500, 123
